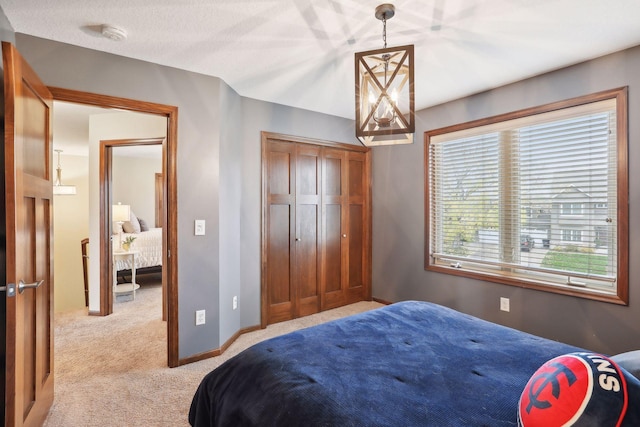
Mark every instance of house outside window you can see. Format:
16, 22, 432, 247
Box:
425, 88, 628, 304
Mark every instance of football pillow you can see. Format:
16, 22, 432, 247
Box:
518, 352, 640, 426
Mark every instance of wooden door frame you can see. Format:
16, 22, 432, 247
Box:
48, 87, 180, 368
101, 137, 165, 315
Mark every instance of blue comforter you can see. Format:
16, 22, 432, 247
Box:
189, 301, 585, 426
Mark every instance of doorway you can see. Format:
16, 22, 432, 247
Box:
49, 87, 180, 368
103, 138, 165, 316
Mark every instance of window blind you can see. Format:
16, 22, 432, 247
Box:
428, 99, 618, 293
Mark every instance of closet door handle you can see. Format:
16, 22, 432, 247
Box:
295, 238, 301, 241
342, 234, 347, 238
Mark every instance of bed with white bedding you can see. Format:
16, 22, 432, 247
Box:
113, 227, 162, 274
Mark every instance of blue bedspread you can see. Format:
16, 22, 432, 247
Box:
189, 301, 585, 426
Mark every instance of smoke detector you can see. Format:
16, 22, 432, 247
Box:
101, 25, 127, 41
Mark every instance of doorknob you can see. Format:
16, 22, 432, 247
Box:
342, 234, 347, 238
18, 279, 44, 294
1, 280, 43, 297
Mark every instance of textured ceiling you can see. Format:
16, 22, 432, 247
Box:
3, 0, 640, 121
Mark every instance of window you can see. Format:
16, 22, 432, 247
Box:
562, 229, 582, 242
425, 88, 628, 304
561, 203, 583, 216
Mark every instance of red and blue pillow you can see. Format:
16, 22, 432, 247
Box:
518, 352, 640, 426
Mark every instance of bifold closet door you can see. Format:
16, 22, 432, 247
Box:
264, 141, 321, 324
264, 141, 295, 324
345, 151, 370, 303
294, 144, 322, 318
322, 148, 347, 309
262, 132, 371, 327
322, 149, 370, 310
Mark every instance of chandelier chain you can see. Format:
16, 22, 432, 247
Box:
382, 16, 387, 49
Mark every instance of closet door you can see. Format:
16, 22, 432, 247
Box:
264, 141, 296, 324
345, 151, 370, 303
262, 132, 370, 327
322, 148, 348, 309
263, 140, 321, 325
321, 149, 371, 309
294, 144, 322, 318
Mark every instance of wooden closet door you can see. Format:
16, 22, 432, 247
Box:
264, 141, 296, 324
262, 132, 370, 327
294, 144, 322, 317
322, 148, 348, 309
346, 151, 371, 303
263, 141, 321, 324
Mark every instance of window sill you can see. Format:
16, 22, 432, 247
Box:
425, 263, 627, 305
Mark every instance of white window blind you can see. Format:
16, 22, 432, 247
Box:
428, 97, 620, 296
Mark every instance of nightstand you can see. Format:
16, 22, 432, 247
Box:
113, 250, 140, 300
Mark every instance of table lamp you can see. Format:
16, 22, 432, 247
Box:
112, 202, 131, 252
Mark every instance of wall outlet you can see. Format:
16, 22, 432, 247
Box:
232, 296, 238, 310
195, 219, 205, 236
195, 309, 206, 325
500, 297, 510, 312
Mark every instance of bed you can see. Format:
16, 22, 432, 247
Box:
189, 300, 640, 426
113, 227, 162, 279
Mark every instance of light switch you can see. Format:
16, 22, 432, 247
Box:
195, 219, 205, 236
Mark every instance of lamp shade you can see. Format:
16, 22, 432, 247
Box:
112, 203, 131, 223
53, 184, 77, 195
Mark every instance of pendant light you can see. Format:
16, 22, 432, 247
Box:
355, 3, 415, 146
53, 149, 77, 195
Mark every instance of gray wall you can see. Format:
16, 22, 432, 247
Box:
218, 80, 242, 342
371, 45, 640, 355
11, 33, 357, 359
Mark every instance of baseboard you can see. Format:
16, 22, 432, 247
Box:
177, 324, 262, 367
177, 302, 379, 366
178, 349, 222, 366
372, 297, 393, 305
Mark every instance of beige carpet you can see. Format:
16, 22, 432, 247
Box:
44, 277, 383, 426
